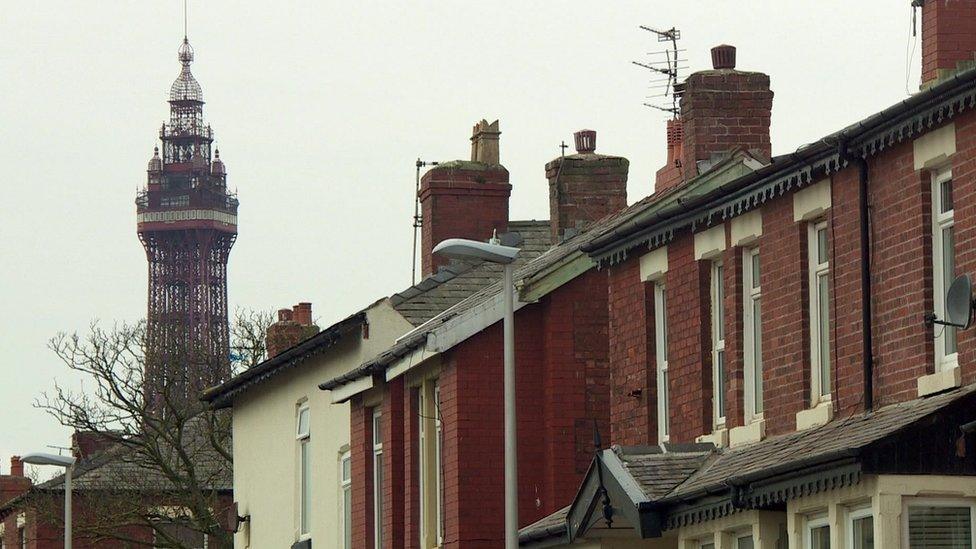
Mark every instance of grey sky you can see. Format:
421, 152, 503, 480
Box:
0, 1, 918, 471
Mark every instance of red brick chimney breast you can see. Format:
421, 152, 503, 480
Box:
10, 456, 23, 477
920, 0, 976, 85
266, 303, 319, 359
655, 44, 772, 194
546, 130, 629, 243
420, 119, 511, 277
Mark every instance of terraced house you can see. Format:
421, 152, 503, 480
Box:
521, 1, 976, 547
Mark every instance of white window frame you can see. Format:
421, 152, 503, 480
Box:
296, 403, 311, 539
340, 450, 352, 549
373, 409, 384, 549
418, 380, 444, 548
806, 514, 830, 549
743, 247, 763, 423
711, 261, 727, 428
903, 497, 976, 547
808, 220, 831, 406
654, 282, 670, 442
847, 506, 873, 549
932, 168, 959, 372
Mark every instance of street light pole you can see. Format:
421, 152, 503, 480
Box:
64, 463, 73, 549
432, 237, 520, 548
21, 452, 76, 549
502, 260, 517, 549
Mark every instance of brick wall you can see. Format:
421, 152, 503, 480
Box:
951, 109, 976, 383
350, 397, 375, 549
381, 378, 405, 549
665, 235, 713, 443
402, 387, 420, 549
607, 257, 656, 445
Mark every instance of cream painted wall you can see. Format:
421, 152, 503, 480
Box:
230, 299, 414, 548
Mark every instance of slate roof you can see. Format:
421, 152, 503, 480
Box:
519, 385, 976, 544
390, 220, 552, 327
519, 506, 570, 545
320, 185, 723, 392
665, 383, 976, 502
615, 445, 714, 500
0, 416, 231, 519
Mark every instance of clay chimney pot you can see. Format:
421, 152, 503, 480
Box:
711, 44, 736, 70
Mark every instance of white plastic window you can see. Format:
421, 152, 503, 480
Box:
848, 507, 873, 549
743, 247, 763, 422
373, 410, 384, 549
340, 451, 352, 549
907, 499, 975, 547
654, 283, 669, 442
297, 404, 311, 537
807, 515, 830, 549
712, 261, 726, 427
808, 221, 831, 405
933, 168, 958, 372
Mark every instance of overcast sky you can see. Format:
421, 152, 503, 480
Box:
0, 1, 920, 472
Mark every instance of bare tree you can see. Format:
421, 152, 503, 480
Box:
29, 307, 274, 549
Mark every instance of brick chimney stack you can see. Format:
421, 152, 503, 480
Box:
546, 130, 629, 243
420, 119, 511, 276
1, 456, 30, 507
919, 0, 976, 86
266, 303, 319, 359
656, 44, 773, 194
72, 431, 116, 460
10, 456, 23, 477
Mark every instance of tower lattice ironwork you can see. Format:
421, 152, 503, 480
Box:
137, 37, 238, 406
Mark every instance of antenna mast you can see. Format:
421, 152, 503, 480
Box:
633, 26, 684, 116
412, 159, 439, 285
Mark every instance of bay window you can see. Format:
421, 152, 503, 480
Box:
807, 515, 830, 549
848, 507, 873, 549
907, 501, 975, 547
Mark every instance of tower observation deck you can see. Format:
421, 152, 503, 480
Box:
137, 38, 238, 405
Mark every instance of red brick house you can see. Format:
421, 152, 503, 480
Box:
517, 1, 976, 547
320, 129, 632, 548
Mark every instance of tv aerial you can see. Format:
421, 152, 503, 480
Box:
926, 274, 975, 329
632, 26, 685, 116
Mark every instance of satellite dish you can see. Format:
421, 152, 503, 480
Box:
945, 274, 974, 329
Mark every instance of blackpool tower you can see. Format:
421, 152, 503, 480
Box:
137, 37, 238, 405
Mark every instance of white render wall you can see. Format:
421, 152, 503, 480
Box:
230, 299, 413, 548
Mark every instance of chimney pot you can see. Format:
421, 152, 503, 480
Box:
10, 456, 24, 477
574, 129, 597, 154
277, 308, 293, 322
711, 44, 736, 70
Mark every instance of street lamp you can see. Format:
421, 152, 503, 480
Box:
21, 452, 76, 549
432, 236, 520, 549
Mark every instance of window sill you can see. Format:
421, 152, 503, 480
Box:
730, 419, 766, 448
696, 427, 728, 448
917, 365, 961, 397
796, 400, 833, 431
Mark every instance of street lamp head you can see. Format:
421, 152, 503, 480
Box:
21, 452, 76, 468
432, 238, 520, 265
